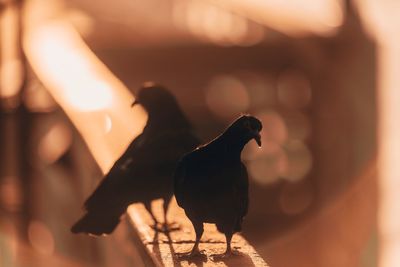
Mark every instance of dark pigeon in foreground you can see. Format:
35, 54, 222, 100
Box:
71, 83, 200, 235
174, 115, 262, 256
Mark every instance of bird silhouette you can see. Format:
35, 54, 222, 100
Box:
71, 83, 200, 235
174, 115, 262, 256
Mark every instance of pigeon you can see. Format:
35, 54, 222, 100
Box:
174, 115, 262, 256
71, 83, 200, 235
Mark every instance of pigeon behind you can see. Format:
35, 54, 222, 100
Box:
71, 83, 200, 235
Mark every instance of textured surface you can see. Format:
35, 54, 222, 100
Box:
128, 199, 268, 267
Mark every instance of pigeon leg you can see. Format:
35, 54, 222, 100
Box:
210, 232, 241, 260
224, 232, 233, 255
144, 202, 159, 229
175, 220, 203, 258
220, 231, 241, 257
159, 198, 180, 233
162, 198, 169, 226
190, 221, 204, 256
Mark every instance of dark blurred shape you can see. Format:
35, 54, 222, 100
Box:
71, 84, 200, 235
174, 115, 262, 255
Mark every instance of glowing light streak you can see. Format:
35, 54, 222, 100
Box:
23, 20, 147, 173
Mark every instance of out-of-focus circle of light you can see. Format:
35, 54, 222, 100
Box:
1, 218, 18, 259
244, 110, 289, 184
176, 0, 263, 46
186, 1, 208, 39
248, 148, 288, 185
282, 140, 313, 182
243, 140, 282, 161
0, 177, 22, 212
28, 221, 55, 255
283, 111, 311, 141
24, 79, 57, 112
277, 70, 312, 109
38, 122, 73, 164
239, 22, 265, 47
258, 110, 288, 144
238, 72, 276, 108
279, 182, 314, 215
205, 75, 250, 120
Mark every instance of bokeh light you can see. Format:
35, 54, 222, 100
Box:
245, 109, 312, 184
28, 221, 55, 255
0, 177, 22, 212
277, 70, 312, 109
247, 145, 288, 185
205, 75, 250, 120
283, 111, 311, 141
238, 72, 277, 108
0, 3, 24, 110
257, 110, 288, 144
0, 219, 18, 266
38, 122, 73, 164
173, 0, 264, 46
282, 140, 312, 182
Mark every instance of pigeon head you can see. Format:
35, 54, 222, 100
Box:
131, 82, 179, 114
131, 82, 191, 129
228, 115, 263, 147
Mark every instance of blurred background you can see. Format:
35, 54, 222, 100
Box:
1, 0, 399, 266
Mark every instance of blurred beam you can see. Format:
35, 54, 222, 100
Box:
204, 0, 344, 37
377, 38, 400, 267
0, 0, 25, 109
22, 4, 269, 266
23, 19, 147, 173
355, 0, 400, 266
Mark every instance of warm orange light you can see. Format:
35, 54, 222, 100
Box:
173, 0, 264, 46
24, 20, 147, 173
205, 0, 344, 37
0, 3, 24, 108
356, 1, 400, 266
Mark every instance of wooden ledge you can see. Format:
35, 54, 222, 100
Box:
128, 199, 269, 267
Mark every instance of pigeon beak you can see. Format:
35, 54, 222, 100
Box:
131, 100, 139, 107
254, 132, 262, 147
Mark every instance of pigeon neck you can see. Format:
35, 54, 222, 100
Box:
218, 131, 249, 156
145, 111, 191, 131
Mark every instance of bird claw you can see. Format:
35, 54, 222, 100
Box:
175, 249, 205, 260
151, 222, 180, 233
210, 249, 242, 260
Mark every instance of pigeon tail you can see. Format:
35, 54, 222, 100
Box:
71, 212, 121, 236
